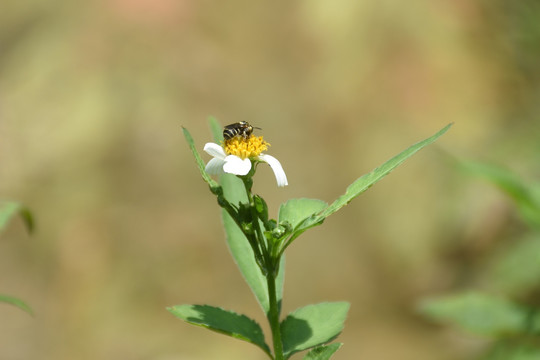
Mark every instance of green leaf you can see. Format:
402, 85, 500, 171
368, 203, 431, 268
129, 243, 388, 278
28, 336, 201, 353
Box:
303, 343, 343, 360
524, 306, 540, 334
319, 123, 452, 219
222, 206, 267, 304
278, 125, 451, 251
482, 342, 540, 360
420, 292, 528, 337
278, 199, 328, 252
281, 302, 350, 358
221, 171, 286, 316
182, 127, 220, 193
0, 294, 34, 315
456, 161, 540, 227
279, 198, 328, 230
0, 201, 33, 233
168, 304, 271, 356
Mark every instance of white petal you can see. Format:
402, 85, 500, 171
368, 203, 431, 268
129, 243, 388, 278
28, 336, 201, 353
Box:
203, 143, 227, 159
223, 155, 252, 176
259, 154, 288, 187
205, 157, 226, 175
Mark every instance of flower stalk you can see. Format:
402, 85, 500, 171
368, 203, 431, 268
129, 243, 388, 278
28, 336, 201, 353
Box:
239, 174, 285, 359
267, 269, 284, 360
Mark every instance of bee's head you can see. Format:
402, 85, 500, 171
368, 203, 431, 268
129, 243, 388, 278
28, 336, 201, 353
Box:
243, 121, 254, 133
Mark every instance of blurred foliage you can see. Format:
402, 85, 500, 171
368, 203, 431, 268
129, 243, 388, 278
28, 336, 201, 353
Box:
422, 292, 531, 337
0, 0, 539, 359
421, 162, 540, 359
0, 201, 33, 315
0, 201, 33, 234
477, 0, 540, 123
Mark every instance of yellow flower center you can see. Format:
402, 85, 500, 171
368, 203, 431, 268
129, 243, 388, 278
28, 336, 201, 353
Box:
223, 135, 269, 159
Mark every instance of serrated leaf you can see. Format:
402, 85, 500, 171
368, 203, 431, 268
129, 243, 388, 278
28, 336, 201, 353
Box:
182, 127, 220, 191
0, 201, 34, 233
168, 304, 271, 356
303, 343, 343, 360
281, 302, 350, 358
318, 124, 452, 219
0, 294, 34, 316
420, 292, 528, 337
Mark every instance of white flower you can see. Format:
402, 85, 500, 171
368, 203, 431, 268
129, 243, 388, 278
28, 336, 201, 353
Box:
203, 142, 288, 187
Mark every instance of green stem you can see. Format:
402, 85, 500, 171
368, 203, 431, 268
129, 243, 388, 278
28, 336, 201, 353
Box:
242, 178, 269, 257
241, 174, 284, 359
267, 270, 284, 360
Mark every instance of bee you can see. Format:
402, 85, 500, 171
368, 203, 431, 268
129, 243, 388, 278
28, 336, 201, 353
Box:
223, 121, 261, 140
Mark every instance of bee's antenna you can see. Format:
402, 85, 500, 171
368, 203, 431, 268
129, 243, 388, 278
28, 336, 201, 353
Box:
253, 126, 262, 130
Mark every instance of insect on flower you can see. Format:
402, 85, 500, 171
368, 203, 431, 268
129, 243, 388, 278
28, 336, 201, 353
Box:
204, 121, 288, 187
223, 121, 261, 140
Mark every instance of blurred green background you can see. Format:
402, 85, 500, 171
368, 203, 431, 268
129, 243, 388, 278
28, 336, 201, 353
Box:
1, 0, 539, 359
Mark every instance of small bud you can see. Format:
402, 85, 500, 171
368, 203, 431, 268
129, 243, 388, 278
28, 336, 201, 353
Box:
242, 222, 254, 235
217, 195, 228, 207
280, 221, 293, 234
253, 195, 269, 222
210, 185, 223, 196
267, 219, 277, 230
272, 225, 286, 238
